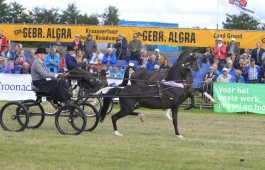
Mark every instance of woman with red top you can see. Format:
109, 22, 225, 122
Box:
0, 31, 8, 52
214, 37, 226, 67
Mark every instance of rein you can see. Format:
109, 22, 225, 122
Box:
87, 85, 182, 99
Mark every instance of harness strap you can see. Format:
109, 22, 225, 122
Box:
157, 81, 165, 110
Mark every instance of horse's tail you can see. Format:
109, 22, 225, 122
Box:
100, 87, 123, 122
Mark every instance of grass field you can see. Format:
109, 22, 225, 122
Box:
0, 102, 265, 170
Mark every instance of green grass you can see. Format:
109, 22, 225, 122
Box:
0, 102, 265, 170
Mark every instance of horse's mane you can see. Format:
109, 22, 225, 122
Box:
176, 50, 192, 64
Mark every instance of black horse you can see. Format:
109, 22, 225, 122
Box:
119, 51, 199, 119
100, 50, 199, 139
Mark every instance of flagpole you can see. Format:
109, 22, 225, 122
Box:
217, 0, 219, 30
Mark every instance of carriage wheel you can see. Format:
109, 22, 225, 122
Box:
86, 97, 102, 112
22, 100, 45, 129
55, 104, 87, 135
0, 102, 29, 131
78, 101, 99, 131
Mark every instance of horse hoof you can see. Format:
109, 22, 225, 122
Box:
114, 131, 123, 137
138, 113, 145, 122
166, 115, 172, 120
176, 135, 185, 140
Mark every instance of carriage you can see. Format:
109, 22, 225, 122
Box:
0, 49, 203, 138
0, 77, 106, 135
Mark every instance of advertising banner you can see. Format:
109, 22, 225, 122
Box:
0, 73, 122, 101
0, 74, 35, 101
1, 24, 265, 48
213, 83, 265, 114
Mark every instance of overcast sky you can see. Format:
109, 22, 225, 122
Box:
5, 0, 265, 29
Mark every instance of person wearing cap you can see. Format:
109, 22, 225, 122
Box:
128, 33, 142, 64
31, 48, 70, 103
84, 33, 97, 60
113, 33, 128, 61
146, 55, 159, 70
216, 67, 232, 83
226, 38, 240, 60
102, 48, 117, 65
72, 34, 83, 53
244, 58, 262, 84
251, 42, 264, 66
230, 69, 245, 83
154, 48, 164, 65
64, 46, 102, 90
214, 37, 226, 67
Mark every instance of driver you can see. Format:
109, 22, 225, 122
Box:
64, 46, 102, 91
31, 48, 70, 103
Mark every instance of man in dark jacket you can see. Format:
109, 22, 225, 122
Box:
113, 33, 128, 60
251, 42, 265, 66
128, 33, 142, 63
84, 34, 97, 60
226, 38, 240, 60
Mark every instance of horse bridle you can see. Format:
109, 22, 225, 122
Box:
181, 53, 197, 68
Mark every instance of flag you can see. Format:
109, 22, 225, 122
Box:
229, 0, 247, 7
227, 0, 261, 20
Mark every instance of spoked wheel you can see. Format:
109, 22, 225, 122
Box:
22, 100, 45, 129
0, 102, 29, 131
78, 101, 100, 131
55, 104, 87, 135
85, 97, 102, 113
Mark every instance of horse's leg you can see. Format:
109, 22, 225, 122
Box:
165, 109, 172, 120
112, 109, 128, 137
184, 93, 195, 110
130, 111, 145, 122
171, 106, 184, 140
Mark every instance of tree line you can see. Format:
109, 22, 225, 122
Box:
0, 0, 119, 25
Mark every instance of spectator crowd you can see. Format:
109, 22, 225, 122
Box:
1, 30, 265, 92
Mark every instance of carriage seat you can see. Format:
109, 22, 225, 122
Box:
31, 82, 52, 97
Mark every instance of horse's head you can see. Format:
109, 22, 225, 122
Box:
179, 49, 199, 72
165, 49, 199, 82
